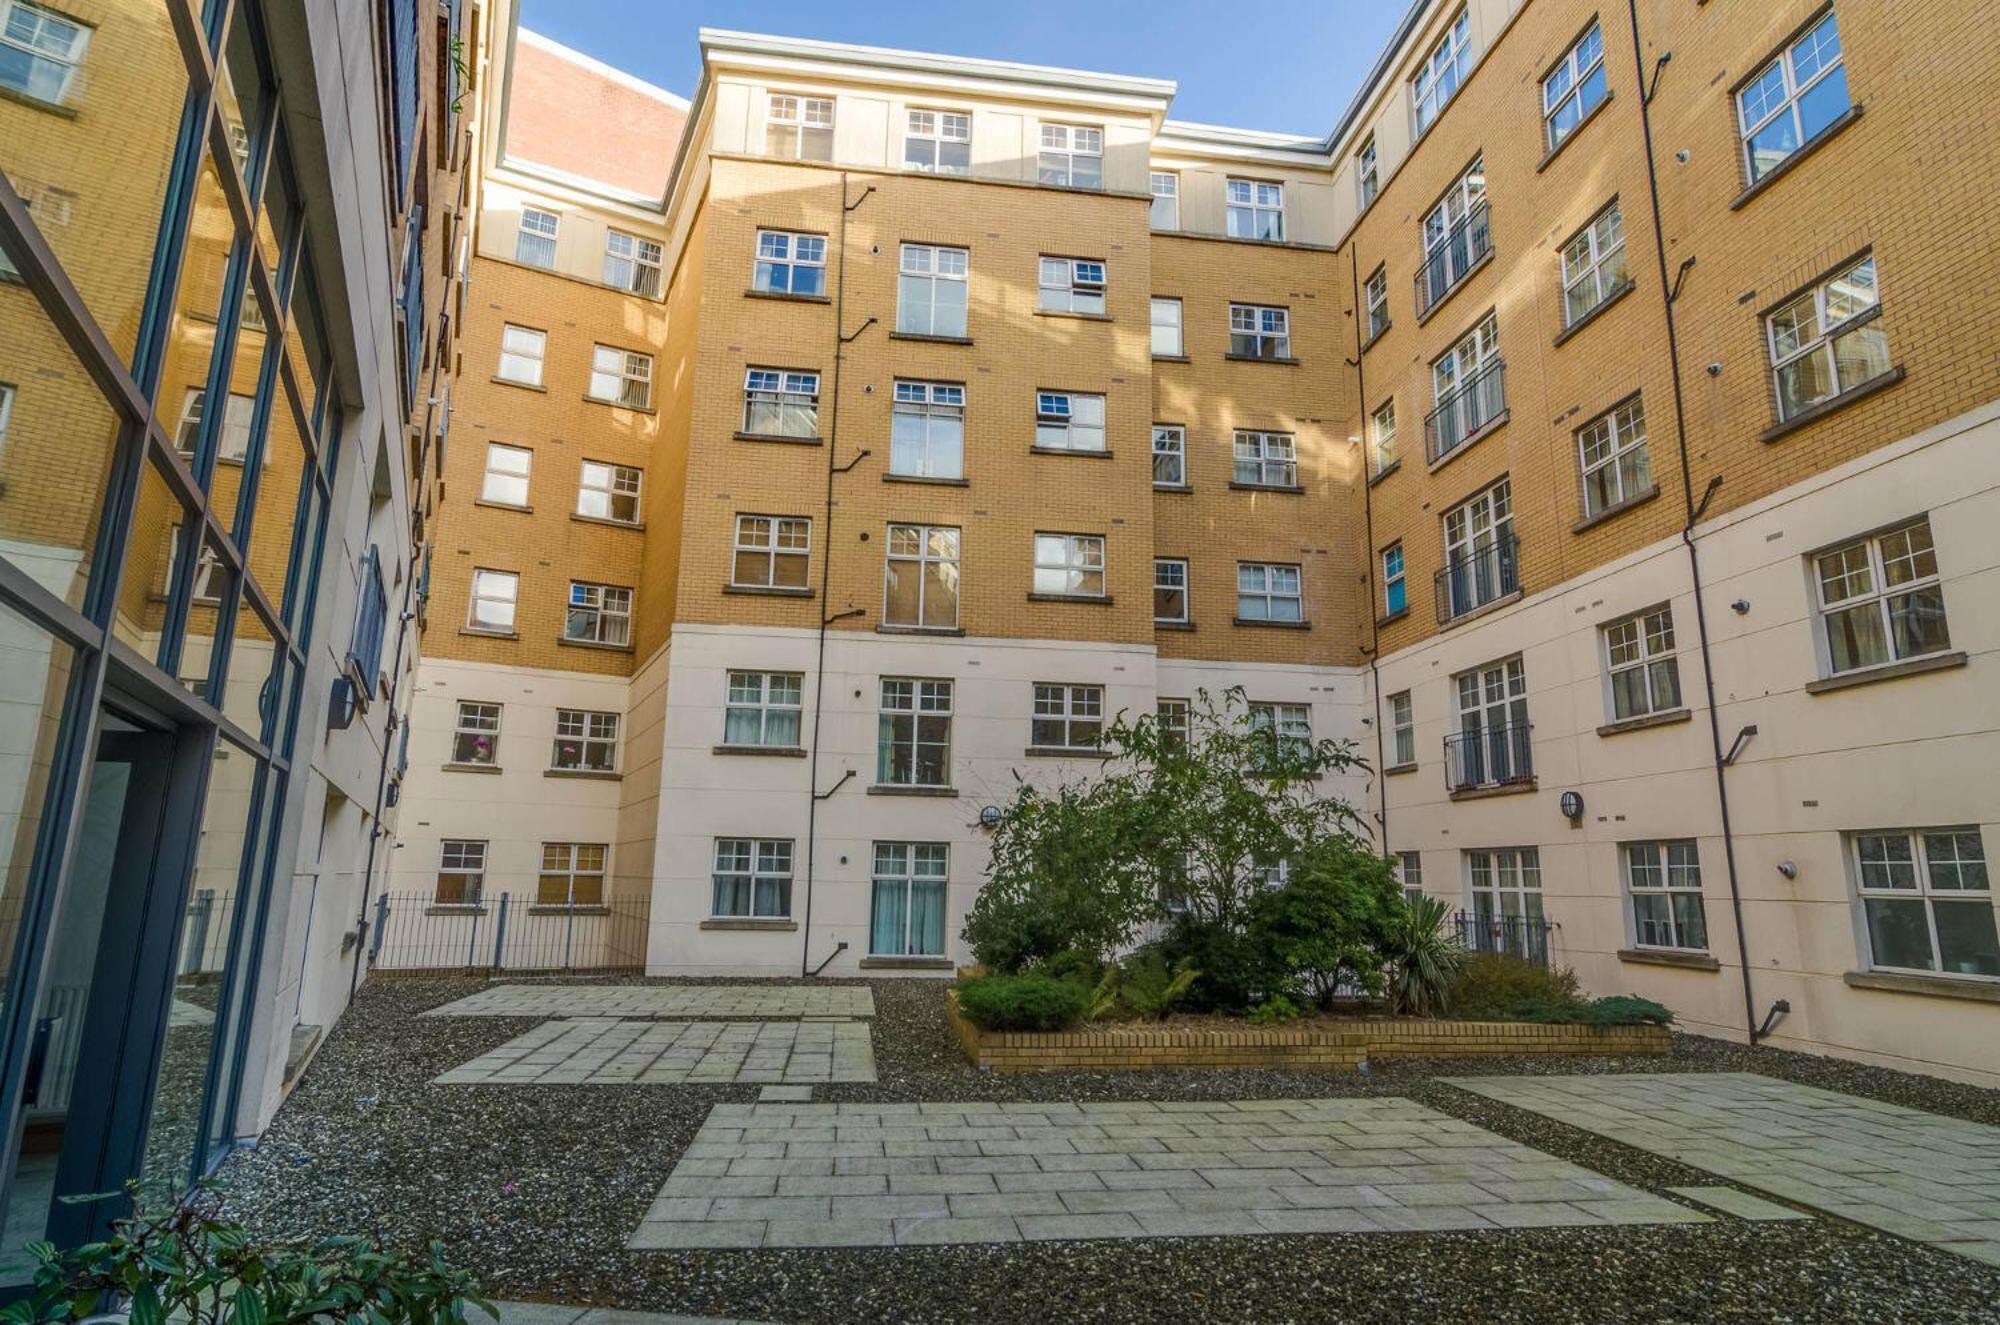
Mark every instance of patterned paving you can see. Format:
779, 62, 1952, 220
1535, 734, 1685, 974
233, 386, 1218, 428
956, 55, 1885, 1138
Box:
421, 984, 876, 1020
1448, 1073, 2000, 1267
434, 1019, 876, 1085
627, 1097, 1705, 1248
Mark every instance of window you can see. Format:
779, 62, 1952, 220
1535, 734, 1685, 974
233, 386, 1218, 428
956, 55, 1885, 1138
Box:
189, 542, 226, 604
603, 230, 662, 296
1625, 841, 1706, 951
1397, 850, 1424, 904
1228, 304, 1290, 359
539, 843, 607, 906
480, 442, 531, 507
1389, 691, 1415, 766
1364, 268, 1389, 341
564, 581, 632, 646
1413, 10, 1471, 136
871, 842, 948, 956
1767, 254, 1889, 421
1543, 21, 1608, 151
1813, 517, 1949, 675
1038, 123, 1103, 188
1157, 699, 1191, 747
578, 460, 641, 524
713, 838, 793, 918
1370, 400, 1398, 476
754, 230, 827, 296
1034, 391, 1105, 452
1382, 544, 1407, 617
1738, 11, 1848, 185
1151, 425, 1186, 487
435, 841, 487, 906
0, 383, 12, 459
1577, 395, 1650, 518
877, 679, 953, 787
552, 709, 619, 771
1149, 172, 1180, 230
451, 701, 501, 766
884, 524, 960, 628
1604, 605, 1680, 722
896, 243, 969, 338
1417, 158, 1489, 317
173, 389, 255, 462
1853, 829, 1997, 978
467, 568, 517, 633
890, 381, 965, 478
724, 671, 803, 748
767, 94, 833, 161
1356, 138, 1379, 209
1151, 298, 1183, 357
1153, 558, 1188, 623
1441, 478, 1515, 620
1451, 657, 1530, 790
1034, 533, 1106, 598
1226, 179, 1285, 241
516, 207, 558, 268
1232, 431, 1297, 487
1038, 257, 1106, 315
1032, 683, 1103, 750
1428, 313, 1503, 462
1562, 202, 1628, 328
905, 107, 970, 173
0, 0, 88, 104
743, 368, 820, 437
588, 345, 652, 408
1466, 847, 1546, 960
731, 514, 811, 590
496, 324, 546, 385
1237, 562, 1303, 623
1249, 702, 1312, 765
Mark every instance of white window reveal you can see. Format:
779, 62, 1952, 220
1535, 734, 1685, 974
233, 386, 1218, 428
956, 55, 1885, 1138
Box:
496, 324, 546, 385
480, 442, 531, 507
588, 345, 652, 408
1767, 254, 1889, 421
1577, 394, 1651, 519
905, 107, 970, 173
1543, 21, 1608, 152
564, 581, 632, 646
577, 461, 641, 524
1232, 431, 1298, 488
1150, 297, 1183, 357
1604, 604, 1680, 722
516, 206, 558, 268
1031, 683, 1103, 751
552, 709, 619, 771
0, 0, 90, 105
884, 524, 960, 628
1034, 391, 1106, 452
1228, 304, 1290, 359
1626, 840, 1707, 951
1237, 562, 1303, 623
1151, 425, 1185, 487
467, 568, 517, 634
1149, 171, 1179, 230
1225, 179, 1284, 241
753, 230, 827, 296
1038, 123, 1103, 188
1033, 532, 1106, 598
897, 244, 969, 338
1813, 517, 1950, 676
724, 671, 803, 748
767, 94, 834, 161
1038, 256, 1105, 315
1413, 10, 1471, 137
732, 514, 810, 590
890, 381, 965, 479
1153, 558, 1188, 623
743, 368, 820, 437
713, 838, 793, 918
603, 229, 662, 295
1738, 11, 1849, 185
1853, 829, 1996, 978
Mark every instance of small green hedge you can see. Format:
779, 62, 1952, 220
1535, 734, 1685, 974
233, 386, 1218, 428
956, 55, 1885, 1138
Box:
1510, 994, 1674, 1027
955, 972, 1090, 1031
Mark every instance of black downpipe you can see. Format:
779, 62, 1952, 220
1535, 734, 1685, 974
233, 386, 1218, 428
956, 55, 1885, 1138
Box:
1348, 248, 1390, 854
1625, 0, 1761, 1044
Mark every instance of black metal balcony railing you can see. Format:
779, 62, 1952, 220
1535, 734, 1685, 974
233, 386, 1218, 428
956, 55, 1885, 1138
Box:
1444, 720, 1534, 792
1454, 909, 1554, 965
1425, 356, 1507, 464
1415, 200, 1491, 319
1434, 532, 1519, 624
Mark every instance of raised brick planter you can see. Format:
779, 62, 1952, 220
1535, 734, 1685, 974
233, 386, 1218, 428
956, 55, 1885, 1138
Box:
945, 989, 1669, 1073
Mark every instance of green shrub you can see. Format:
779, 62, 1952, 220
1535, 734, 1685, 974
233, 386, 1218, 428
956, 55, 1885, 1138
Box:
1156, 917, 1278, 1014
1085, 949, 1200, 1021
1447, 953, 1582, 1020
1382, 894, 1465, 1016
1247, 839, 1402, 1007
1511, 995, 1675, 1027
1036, 948, 1105, 989
1248, 994, 1302, 1024
955, 973, 1090, 1032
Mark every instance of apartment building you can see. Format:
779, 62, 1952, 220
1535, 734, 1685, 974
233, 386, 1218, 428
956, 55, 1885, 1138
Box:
0, 0, 467, 1273
405, 0, 2000, 1085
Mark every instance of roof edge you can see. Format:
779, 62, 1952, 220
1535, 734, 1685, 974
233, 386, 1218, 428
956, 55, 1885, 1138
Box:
519, 27, 691, 109
697, 27, 1178, 103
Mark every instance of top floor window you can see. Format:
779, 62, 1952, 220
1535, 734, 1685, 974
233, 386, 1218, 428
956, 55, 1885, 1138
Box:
516, 207, 558, 268
1038, 123, 1103, 189
1356, 138, 1379, 209
1738, 11, 1848, 186
0, 0, 89, 105
898, 244, 969, 338
1413, 10, 1471, 137
1543, 21, 1608, 151
1226, 179, 1284, 242
1766, 254, 1888, 421
767, 94, 834, 161
1149, 172, 1180, 230
1228, 304, 1291, 360
603, 230, 662, 296
1813, 517, 1950, 677
1038, 257, 1105, 315
905, 107, 971, 173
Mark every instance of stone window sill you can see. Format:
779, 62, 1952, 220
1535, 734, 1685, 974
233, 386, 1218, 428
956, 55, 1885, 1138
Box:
1223, 354, 1300, 366
1153, 483, 1193, 495
868, 784, 958, 798
884, 473, 970, 486
1804, 650, 1966, 695
558, 637, 635, 654
528, 904, 610, 917
888, 331, 972, 345
1155, 620, 1195, 632
1427, 411, 1510, 475
1152, 354, 1191, 364
1415, 248, 1495, 328
584, 395, 657, 416
1023, 746, 1109, 760
1368, 459, 1401, 488
490, 375, 547, 393
1439, 589, 1523, 632
1844, 969, 2000, 1004
703, 917, 799, 931
1360, 323, 1391, 355
442, 762, 502, 775
723, 583, 814, 598
733, 430, 824, 446
1228, 481, 1305, 494
1597, 708, 1693, 738
859, 956, 954, 970
1535, 89, 1616, 174
460, 628, 519, 641
545, 768, 621, 781
877, 624, 963, 637
1617, 947, 1721, 972
1731, 104, 1865, 211
473, 499, 531, 514
1573, 484, 1659, 534
0, 84, 78, 118
1376, 607, 1410, 629
1033, 310, 1113, 323
745, 288, 831, 305
1382, 761, 1418, 777
713, 745, 807, 758
1449, 779, 1537, 803
1552, 279, 1636, 349
573, 513, 645, 532
1760, 366, 1906, 444
1028, 592, 1112, 605
1234, 616, 1311, 630
1028, 446, 1113, 459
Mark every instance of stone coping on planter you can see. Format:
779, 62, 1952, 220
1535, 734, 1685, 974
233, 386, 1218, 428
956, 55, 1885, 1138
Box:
945, 990, 1669, 1073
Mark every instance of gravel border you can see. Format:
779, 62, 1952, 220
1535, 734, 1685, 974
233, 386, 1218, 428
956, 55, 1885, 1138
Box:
215, 976, 2000, 1324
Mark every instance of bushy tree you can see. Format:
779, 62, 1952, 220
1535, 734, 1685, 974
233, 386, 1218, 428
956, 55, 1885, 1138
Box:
1248, 837, 1403, 1008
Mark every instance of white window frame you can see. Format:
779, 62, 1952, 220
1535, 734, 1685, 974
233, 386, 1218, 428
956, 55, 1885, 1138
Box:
1151, 425, 1186, 488
1153, 558, 1189, 624
1033, 532, 1106, 598
538, 842, 608, 907
435, 840, 487, 907
1149, 171, 1180, 230
742, 368, 821, 438
904, 106, 971, 174
883, 524, 961, 629
1031, 683, 1104, 751
1852, 829, 1996, 979
1232, 431, 1297, 488
724, 671, 803, 749
0, 384, 13, 459
1225, 178, 1285, 242
731, 514, 811, 590
451, 700, 501, 767
0, 0, 89, 105
767, 94, 834, 161
577, 460, 642, 524
1228, 303, 1290, 359
1248, 701, 1312, 764
467, 568, 517, 634
516, 206, 559, 268
1737, 12, 1848, 185
890, 380, 965, 479
1037, 123, 1103, 189
588, 345, 652, 409
480, 442, 531, 508
1388, 690, 1415, 767
1037, 256, 1106, 315
1397, 850, 1424, 904
877, 678, 953, 787
1624, 840, 1708, 952
1413, 10, 1471, 137
753, 230, 827, 296
713, 838, 794, 919
496, 324, 546, 386
870, 842, 949, 957
1466, 846, 1544, 928
896, 243, 969, 338
1812, 517, 1950, 677
1542, 21, 1608, 152
1364, 267, 1390, 340
1603, 604, 1680, 723
1150, 297, 1184, 357
1441, 477, 1514, 618
1766, 254, 1888, 421
1381, 543, 1407, 618
1370, 399, 1398, 476
552, 708, 619, 772
602, 230, 662, 296
1356, 138, 1379, 209
173, 388, 256, 463
1034, 391, 1106, 452
1577, 394, 1651, 518
564, 581, 632, 647
1157, 698, 1191, 747
1561, 201, 1628, 328
1236, 561, 1303, 623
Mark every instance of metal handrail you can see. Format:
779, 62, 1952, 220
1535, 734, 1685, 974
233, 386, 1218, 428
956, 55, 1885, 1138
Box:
1424, 356, 1507, 464
1434, 531, 1520, 623
1414, 200, 1492, 318
1443, 719, 1534, 792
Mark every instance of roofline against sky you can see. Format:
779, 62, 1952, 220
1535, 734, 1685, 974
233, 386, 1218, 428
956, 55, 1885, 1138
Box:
519, 27, 691, 108
697, 27, 1179, 102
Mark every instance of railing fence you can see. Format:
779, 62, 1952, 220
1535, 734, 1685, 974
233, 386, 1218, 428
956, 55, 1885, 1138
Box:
367, 891, 649, 973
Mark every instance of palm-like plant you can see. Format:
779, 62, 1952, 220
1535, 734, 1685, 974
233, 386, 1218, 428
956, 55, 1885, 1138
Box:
1383, 894, 1464, 1017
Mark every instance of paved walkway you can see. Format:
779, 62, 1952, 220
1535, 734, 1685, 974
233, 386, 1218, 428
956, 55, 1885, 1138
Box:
1448, 1072, 2000, 1267
495, 1302, 771, 1325
422, 984, 876, 1019
628, 1097, 1704, 1248
435, 1019, 876, 1085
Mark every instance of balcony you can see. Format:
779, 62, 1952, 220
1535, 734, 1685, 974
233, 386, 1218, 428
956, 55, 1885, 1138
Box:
1453, 908, 1554, 965
1414, 201, 1491, 320
1425, 356, 1507, 465
1434, 532, 1519, 624
1443, 720, 1533, 794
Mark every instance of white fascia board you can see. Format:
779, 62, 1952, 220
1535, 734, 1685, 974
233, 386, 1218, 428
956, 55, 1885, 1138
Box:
494, 155, 667, 215
1154, 120, 1335, 172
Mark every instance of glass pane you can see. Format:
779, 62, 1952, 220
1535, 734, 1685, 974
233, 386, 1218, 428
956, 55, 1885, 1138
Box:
1824, 602, 1889, 673
1933, 899, 2000, 977
175, 530, 234, 692
1864, 897, 1934, 971
238, 366, 304, 608
152, 154, 242, 453
217, 595, 280, 743
108, 455, 194, 659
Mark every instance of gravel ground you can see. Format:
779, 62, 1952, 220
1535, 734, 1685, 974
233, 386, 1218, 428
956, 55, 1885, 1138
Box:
216, 976, 2000, 1324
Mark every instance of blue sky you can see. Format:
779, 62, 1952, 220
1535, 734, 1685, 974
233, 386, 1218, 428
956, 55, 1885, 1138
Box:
517, 1, 1409, 137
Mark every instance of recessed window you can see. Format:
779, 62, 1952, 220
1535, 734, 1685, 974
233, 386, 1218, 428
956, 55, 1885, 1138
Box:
1032, 683, 1103, 750
1451, 658, 1531, 792
173, 388, 255, 463
1151, 425, 1186, 487
516, 206, 559, 268
1370, 399, 1398, 475
743, 368, 820, 437
884, 524, 960, 628
603, 229, 662, 296
724, 671, 803, 748
1249, 702, 1312, 766
1543, 21, 1608, 152
1034, 532, 1106, 598
713, 838, 793, 918
1232, 431, 1297, 487
1226, 179, 1285, 242
1382, 544, 1407, 617
1228, 303, 1291, 359
905, 107, 970, 173
538, 843, 607, 906
732, 514, 811, 590
467, 568, 518, 633
1149, 171, 1180, 230
890, 381, 965, 479
1562, 201, 1628, 328
1853, 829, 1995, 977
1813, 517, 1949, 676
1151, 297, 1183, 357
588, 345, 652, 409
480, 442, 531, 507
1157, 698, 1191, 747
1397, 850, 1424, 903
877, 678, 953, 787
1413, 10, 1471, 137
1237, 562, 1302, 623
871, 842, 948, 957
496, 324, 546, 385
1038, 123, 1103, 189
1604, 604, 1680, 722
1466, 847, 1546, 959
1577, 394, 1650, 518
1034, 391, 1106, 452
1364, 267, 1390, 341
1388, 690, 1415, 766
1767, 254, 1889, 421
1154, 558, 1189, 623
1417, 157, 1489, 318
553, 709, 619, 771
1626, 840, 1707, 951
897, 243, 968, 338
578, 460, 641, 524
1441, 477, 1515, 621
435, 840, 486, 906
564, 581, 632, 646
1738, 11, 1848, 185
1429, 312, 1503, 462
0, 0, 89, 105
452, 701, 501, 766
0, 383, 13, 457
767, 94, 834, 161
1356, 137, 1379, 209
754, 230, 827, 296
1038, 256, 1106, 315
